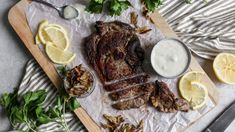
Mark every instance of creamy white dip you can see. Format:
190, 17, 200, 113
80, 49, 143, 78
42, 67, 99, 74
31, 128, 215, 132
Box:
151, 39, 190, 78
63, 6, 78, 19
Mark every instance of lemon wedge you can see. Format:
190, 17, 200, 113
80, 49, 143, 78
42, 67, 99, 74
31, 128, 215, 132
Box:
179, 71, 208, 109
46, 43, 75, 65
43, 26, 69, 50
213, 53, 235, 84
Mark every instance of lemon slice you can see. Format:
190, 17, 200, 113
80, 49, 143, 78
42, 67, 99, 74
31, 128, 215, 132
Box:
189, 82, 208, 109
46, 43, 75, 65
213, 53, 235, 84
43, 26, 69, 50
48, 24, 67, 33
35, 33, 42, 44
179, 71, 208, 109
38, 20, 51, 44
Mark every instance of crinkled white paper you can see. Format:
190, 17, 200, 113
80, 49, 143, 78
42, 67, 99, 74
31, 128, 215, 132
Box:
25, 0, 215, 131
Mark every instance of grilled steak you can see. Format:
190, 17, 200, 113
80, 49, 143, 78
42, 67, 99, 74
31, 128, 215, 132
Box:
104, 74, 149, 92
109, 82, 154, 101
84, 21, 145, 83
112, 93, 151, 110
84, 21, 189, 112
150, 81, 189, 112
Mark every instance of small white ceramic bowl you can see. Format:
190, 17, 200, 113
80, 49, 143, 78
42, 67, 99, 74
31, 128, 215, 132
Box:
150, 38, 191, 79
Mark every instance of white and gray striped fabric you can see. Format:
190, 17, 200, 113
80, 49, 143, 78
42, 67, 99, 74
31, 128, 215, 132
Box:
159, 0, 235, 60
15, 0, 235, 131
16, 60, 86, 132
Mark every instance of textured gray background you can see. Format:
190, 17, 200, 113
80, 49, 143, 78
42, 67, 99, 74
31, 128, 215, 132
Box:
0, 0, 31, 131
0, 0, 235, 132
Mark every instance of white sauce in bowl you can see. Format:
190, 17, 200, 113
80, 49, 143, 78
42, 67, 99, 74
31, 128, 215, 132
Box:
63, 6, 78, 19
151, 39, 190, 78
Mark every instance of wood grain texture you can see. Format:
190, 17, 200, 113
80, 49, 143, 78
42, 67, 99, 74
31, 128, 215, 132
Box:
8, 0, 101, 131
8, 1, 218, 131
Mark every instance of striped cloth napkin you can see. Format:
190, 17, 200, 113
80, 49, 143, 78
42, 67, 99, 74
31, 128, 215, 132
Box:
160, 0, 235, 60
14, 0, 234, 131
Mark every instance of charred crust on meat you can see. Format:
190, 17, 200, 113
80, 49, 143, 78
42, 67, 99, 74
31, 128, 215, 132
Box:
84, 21, 145, 83
150, 80, 190, 112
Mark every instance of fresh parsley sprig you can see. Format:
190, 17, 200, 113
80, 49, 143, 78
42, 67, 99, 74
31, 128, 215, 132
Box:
85, 0, 105, 13
86, 0, 132, 16
107, 0, 132, 16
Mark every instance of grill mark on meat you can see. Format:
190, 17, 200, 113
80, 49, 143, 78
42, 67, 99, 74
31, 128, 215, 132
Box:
109, 82, 154, 101
112, 93, 151, 110
150, 81, 190, 112
104, 74, 149, 92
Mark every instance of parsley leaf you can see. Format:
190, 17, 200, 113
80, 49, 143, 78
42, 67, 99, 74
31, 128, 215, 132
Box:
107, 0, 131, 16
143, 0, 163, 12
86, 0, 105, 13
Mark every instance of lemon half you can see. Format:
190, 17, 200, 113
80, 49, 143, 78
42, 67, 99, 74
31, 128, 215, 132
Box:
213, 53, 235, 84
179, 71, 208, 110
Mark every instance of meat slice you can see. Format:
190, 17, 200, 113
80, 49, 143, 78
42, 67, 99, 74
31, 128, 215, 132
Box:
84, 21, 145, 83
150, 81, 189, 112
104, 74, 149, 92
109, 82, 154, 101
112, 94, 151, 110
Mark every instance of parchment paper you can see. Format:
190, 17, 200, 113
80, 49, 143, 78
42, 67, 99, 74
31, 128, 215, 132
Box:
25, 0, 215, 131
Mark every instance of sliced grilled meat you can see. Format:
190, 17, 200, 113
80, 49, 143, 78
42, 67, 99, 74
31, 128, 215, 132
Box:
150, 81, 189, 112
104, 74, 149, 92
112, 93, 151, 110
109, 82, 154, 101
84, 21, 145, 83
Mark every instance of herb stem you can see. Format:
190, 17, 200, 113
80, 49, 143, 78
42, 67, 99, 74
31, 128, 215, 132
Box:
25, 121, 36, 132
62, 99, 71, 132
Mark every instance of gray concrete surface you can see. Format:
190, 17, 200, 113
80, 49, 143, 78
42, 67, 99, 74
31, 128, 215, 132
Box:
0, 0, 31, 131
0, 0, 235, 132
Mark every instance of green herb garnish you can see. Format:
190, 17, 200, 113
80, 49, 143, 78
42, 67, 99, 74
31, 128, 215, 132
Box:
86, 0, 131, 16
85, 0, 105, 13
57, 65, 68, 77
107, 0, 132, 16
143, 0, 163, 12
0, 88, 80, 132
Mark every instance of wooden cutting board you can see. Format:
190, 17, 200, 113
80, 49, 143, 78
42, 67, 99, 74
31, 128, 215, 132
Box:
8, 0, 219, 131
